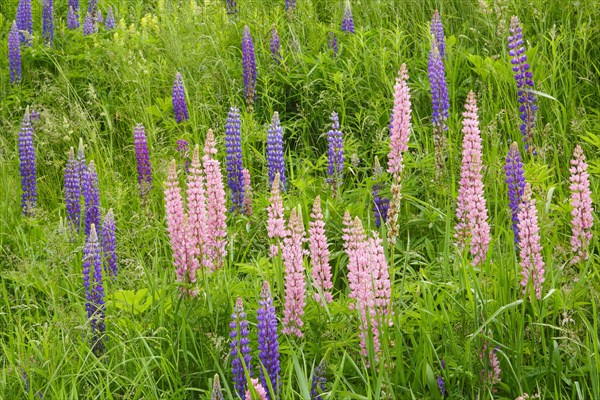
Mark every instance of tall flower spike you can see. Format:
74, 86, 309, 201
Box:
83, 224, 106, 355
172, 72, 189, 123
83, 161, 101, 236
267, 112, 286, 190
505, 142, 526, 244
267, 173, 286, 258
310, 360, 327, 400
176, 139, 190, 173
16, 0, 33, 45
83, 11, 97, 35
42, 0, 54, 46
309, 196, 333, 305
430, 10, 446, 58
186, 145, 208, 276
68, 6, 79, 29
455, 92, 491, 266
285, 0, 296, 13
328, 32, 338, 57
65, 147, 81, 232
105, 6, 115, 30
101, 209, 117, 276
134, 124, 153, 202
270, 25, 281, 63
428, 40, 449, 180
225, 107, 245, 212
242, 26, 257, 110
517, 183, 545, 300
242, 169, 253, 217
372, 157, 389, 229
203, 129, 228, 270
230, 297, 252, 398
257, 281, 280, 398
326, 112, 344, 192
9, 22, 22, 84
282, 208, 306, 337
164, 160, 190, 284
19, 109, 37, 217
245, 379, 268, 400
211, 374, 224, 400
508, 16, 538, 154
569, 145, 594, 264
341, 1, 355, 33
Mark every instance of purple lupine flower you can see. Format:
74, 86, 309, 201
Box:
267, 111, 286, 190
16, 0, 33, 45
83, 160, 101, 237
326, 111, 344, 191
77, 138, 86, 189
328, 32, 338, 57
94, 8, 103, 24
42, 0, 54, 46
83, 11, 97, 35
505, 142, 526, 244
341, 2, 355, 33
431, 10, 446, 58
242, 26, 257, 110
372, 158, 389, 229
101, 209, 117, 276
508, 16, 538, 154
87, 0, 98, 14
309, 360, 327, 400
230, 297, 252, 398
437, 376, 446, 396
65, 147, 81, 232
172, 72, 189, 123
18, 109, 37, 217
226, 0, 237, 15
133, 124, 153, 201
83, 224, 105, 356
68, 0, 80, 20
105, 6, 115, 30
270, 25, 281, 63
225, 107, 245, 211
428, 43, 449, 130
68, 6, 80, 29
176, 139, 190, 173
286, 0, 296, 12
9, 22, 21, 84
257, 281, 280, 398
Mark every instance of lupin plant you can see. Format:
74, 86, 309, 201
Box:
101, 209, 117, 277
83, 161, 101, 237
18, 109, 37, 217
83, 11, 97, 35
68, 0, 80, 22
64, 147, 81, 232
257, 281, 280, 398
328, 32, 338, 57
266, 112, 286, 190
282, 208, 307, 337
505, 142, 526, 245
371, 157, 389, 229
9, 22, 21, 84
517, 183, 545, 300
308, 196, 333, 305
226, 0, 237, 15
569, 145, 594, 264
267, 173, 286, 258
230, 297, 252, 398
133, 124, 152, 202
172, 72, 189, 123
211, 374, 224, 400
16, 0, 33, 45
326, 112, 344, 193
310, 360, 327, 400
285, 0, 296, 13
270, 25, 281, 63
242, 169, 252, 217
105, 6, 115, 30
242, 26, 257, 110
68, 6, 79, 29
83, 224, 106, 356
42, 0, 54, 46
341, 1, 355, 33
225, 107, 245, 212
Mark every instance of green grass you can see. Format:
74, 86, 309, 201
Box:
1, 0, 599, 398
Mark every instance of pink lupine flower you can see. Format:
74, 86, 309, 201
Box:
308, 196, 333, 305
164, 160, 189, 283
203, 129, 228, 270
281, 208, 306, 337
368, 234, 392, 317
480, 343, 501, 387
387, 64, 412, 177
455, 91, 490, 266
517, 183, 545, 300
569, 145, 594, 264
267, 173, 286, 258
186, 145, 207, 278
242, 168, 253, 217
245, 378, 268, 400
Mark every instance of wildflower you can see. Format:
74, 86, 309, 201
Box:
437, 376, 445, 396
19, 109, 37, 216
83, 224, 106, 355
242, 169, 252, 217
328, 32, 338, 57
225, 107, 245, 212
310, 360, 327, 399
230, 297, 252, 398
372, 157, 389, 229
481, 343, 501, 387
309, 196, 332, 305
83, 161, 101, 236
176, 139, 190, 173
282, 208, 306, 337
9, 22, 21, 84
105, 6, 115, 30
211, 374, 224, 400
285, 0, 296, 13
326, 112, 344, 192
431, 10, 446, 58
68, 6, 80, 29
341, 1, 355, 33
267, 173, 286, 258
42, 0, 54, 46
242, 26, 257, 110
65, 147, 81, 232
16, 0, 33, 45
517, 183, 545, 300
172, 72, 189, 123
101, 209, 117, 276
186, 145, 208, 276
266, 112, 286, 190
83, 11, 97, 35
226, 0, 237, 15
257, 281, 280, 398
133, 124, 152, 202
569, 145, 593, 263
270, 25, 280, 63
428, 40, 449, 179
245, 379, 268, 400
505, 142, 526, 244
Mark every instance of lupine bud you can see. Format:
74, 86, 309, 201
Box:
569, 145, 594, 263
431, 10, 446, 58
225, 107, 245, 212
9, 22, 21, 84
309, 196, 333, 305
65, 147, 81, 232
133, 124, 153, 202
83, 224, 105, 355
230, 297, 252, 398
282, 208, 306, 337
16, 0, 33, 45
105, 6, 115, 30
211, 374, 224, 400
172, 72, 189, 123
83, 161, 101, 237
18, 109, 37, 216
505, 142, 526, 244
267, 112, 286, 190
328, 32, 338, 57
267, 173, 286, 258
341, 2, 355, 33
309, 360, 327, 400
517, 183, 545, 300
326, 112, 344, 192
42, 0, 54, 46
68, 6, 80, 29
242, 26, 257, 110
270, 25, 280, 63
101, 209, 117, 276
257, 281, 280, 398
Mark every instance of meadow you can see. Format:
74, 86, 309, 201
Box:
1, 0, 599, 398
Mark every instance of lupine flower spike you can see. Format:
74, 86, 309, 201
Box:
65, 147, 81, 232
372, 157, 389, 229
245, 379, 268, 400
267, 112, 286, 190
310, 360, 327, 400
282, 208, 307, 337
83, 11, 97, 35
257, 281, 280, 398
242, 169, 253, 217
19, 109, 37, 217
68, 0, 80, 18
68, 6, 79, 29
517, 183, 545, 300
16, 0, 33, 45
569, 145, 594, 264
211, 374, 224, 400
134, 124, 153, 202
83, 224, 106, 355
176, 139, 190, 173
286, 0, 296, 13
172, 72, 189, 123
105, 6, 115, 30
270, 25, 281, 63
225, 107, 245, 212
508, 16, 538, 154
242, 26, 257, 110
455, 92, 490, 266
83, 161, 101, 236
386, 64, 411, 244
186, 145, 208, 275
341, 1, 355, 33
505, 142, 526, 245
9, 22, 22, 84
309, 196, 333, 305
431, 10, 446, 58
267, 173, 286, 258
328, 32, 338, 57
101, 209, 117, 276
42, 0, 54, 46
230, 297, 252, 398
481, 343, 501, 387
326, 112, 344, 193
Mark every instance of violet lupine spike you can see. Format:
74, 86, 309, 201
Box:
431, 10, 446, 58
372, 157, 389, 229
517, 183, 545, 300
341, 2, 355, 33
310, 360, 327, 400
9, 22, 22, 84
428, 42, 449, 180
230, 297, 252, 398
505, 142, 526, 245
186, 145, 208, 277
267, 173, 286, 258
69, 0, 80, 20
569, 145, 594, 264
172, 72, 189, 123
176, 139, 190, 173
77, 138, 86, 188
282, 208, 306, 337
257, 281, 280, 398
18, 109, 37, 217
242, 168, 253, 217
309, 196, 333, 305
328, 32, 338, 57
133, 124, 153, 202
508, 16, 538, 154
68, 6, 80, 29
101, 209, 117, 277
225, 107, 245, 212
455, 92, 491, 266
105, 6, 115, 30
83, 161, 101, 237
83, 11, 97, 35
87, 0, 98, 14
267, 112, 286, 190
212, 374, 224, 400
285, 0, 296, 13
270, 25, 281, 63
65, 147, 81, 232
242, 26, 257, 110
42, 0, 54, 46
326, 112, 344, 192
83, 224, 105, 355
16, 0, 33, 45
